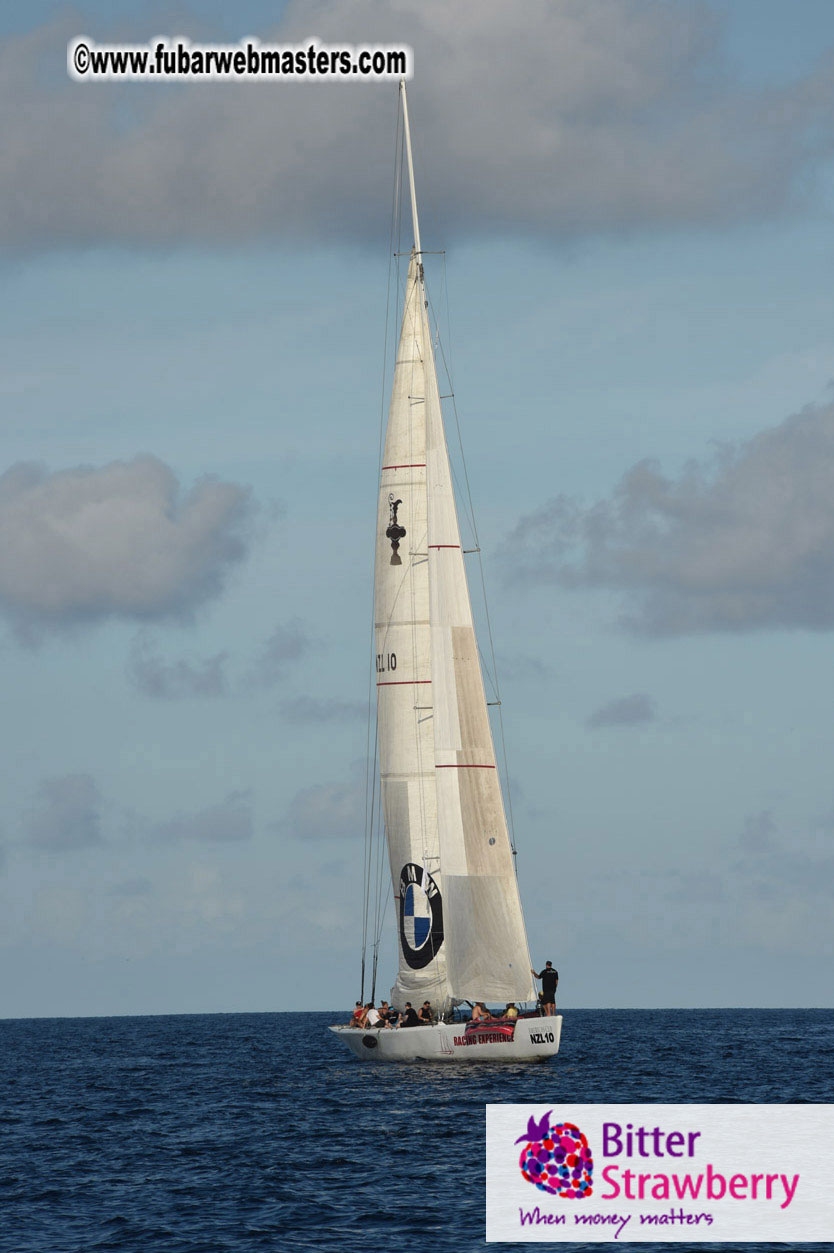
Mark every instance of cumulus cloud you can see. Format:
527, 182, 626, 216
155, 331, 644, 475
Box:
280, 696, 365, 723
0, 457, 251, 640
127, 634, 229, 698
4, 2, 834, 251
154, 791, 253, 844
25, 774, 103, 850
587, 692, 656, 728
505, 403, 834, 635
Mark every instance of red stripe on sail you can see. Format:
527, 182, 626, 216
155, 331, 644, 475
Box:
428, 544, 461, 549
377, 680, 432, 686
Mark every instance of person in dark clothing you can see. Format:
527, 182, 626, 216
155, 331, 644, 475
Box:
419, 1001, 435, 1024
398, 1002, 421, 1028
379, 1000, 397, 1027
531, 961, 559, 1016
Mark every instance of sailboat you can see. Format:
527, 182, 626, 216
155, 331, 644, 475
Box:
330, 82, 562, 1062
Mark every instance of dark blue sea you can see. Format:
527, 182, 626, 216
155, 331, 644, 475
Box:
1, 1008, 832, 1252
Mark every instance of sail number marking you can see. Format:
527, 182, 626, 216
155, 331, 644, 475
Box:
376, 652, 397, 673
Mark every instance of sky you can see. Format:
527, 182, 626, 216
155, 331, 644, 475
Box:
2, 0, 834, 1016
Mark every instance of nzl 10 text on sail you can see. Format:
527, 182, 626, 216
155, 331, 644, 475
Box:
598, 1121, 799, 1209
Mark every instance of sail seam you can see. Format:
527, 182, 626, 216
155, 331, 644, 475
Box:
381, 770, 436, 776
435, 764, 495, 769
375, 619, 429, 627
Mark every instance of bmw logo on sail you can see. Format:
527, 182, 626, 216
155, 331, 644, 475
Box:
398, 863, 444, 968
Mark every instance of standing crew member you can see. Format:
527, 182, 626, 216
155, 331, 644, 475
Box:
531, 961, 559, 1016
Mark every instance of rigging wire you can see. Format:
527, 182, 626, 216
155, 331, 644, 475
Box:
361, 94, 403, 1001
369, 97, 411, 1005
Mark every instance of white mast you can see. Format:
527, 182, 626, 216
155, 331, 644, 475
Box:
376, 84, 534, 1012
400, 79, 422, 258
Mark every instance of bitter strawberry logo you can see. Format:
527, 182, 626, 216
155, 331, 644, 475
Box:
517, 1111, 593, 1198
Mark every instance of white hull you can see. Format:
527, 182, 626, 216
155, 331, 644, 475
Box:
330, 1015, 562, 1063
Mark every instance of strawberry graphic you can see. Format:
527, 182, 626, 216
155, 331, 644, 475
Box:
515, 1111, 552, 1145
518, 1116, 593, 1199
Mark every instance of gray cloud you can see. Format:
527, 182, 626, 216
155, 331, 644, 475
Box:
0, 457, 251, 641
280, 696, 365, 723
635, 809, 832, 914
662, 870, 725, 904
738, 810, 777, 854
128, 634, 229, 699
109, 877, 153, 897
248, 620, 311, 688
154, 791, 253, 844
732, 810, 834, 902
4, 3, 834, 252
494, 652, 552, 683
25, 774, 103, 850
505, 403, 834, 635
282, 771, 365, 841
587, 692, 656, 728
127, 622, 315, 700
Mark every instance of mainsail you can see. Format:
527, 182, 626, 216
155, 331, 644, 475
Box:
374, 85, 535, 1012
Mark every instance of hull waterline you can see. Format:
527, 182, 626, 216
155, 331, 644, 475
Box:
330, 1015, 561, 1062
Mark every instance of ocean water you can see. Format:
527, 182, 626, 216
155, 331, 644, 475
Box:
1, 1008, 832, 1252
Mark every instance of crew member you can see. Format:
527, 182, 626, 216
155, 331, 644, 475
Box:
531, 962, 559, 1016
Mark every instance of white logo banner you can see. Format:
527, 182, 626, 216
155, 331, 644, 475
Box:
486, 1104, 834, 1242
